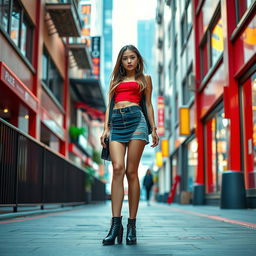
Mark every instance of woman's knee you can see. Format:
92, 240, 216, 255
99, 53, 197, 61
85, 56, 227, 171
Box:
126, 171, 138, 181
112, 163, 125, 178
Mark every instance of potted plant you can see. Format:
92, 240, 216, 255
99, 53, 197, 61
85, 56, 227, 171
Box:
69, 125, 85, 142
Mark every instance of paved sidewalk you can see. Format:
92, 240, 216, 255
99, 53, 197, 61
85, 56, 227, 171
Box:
0, 201, 256, 256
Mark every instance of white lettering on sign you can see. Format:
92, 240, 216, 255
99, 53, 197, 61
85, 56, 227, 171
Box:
4, 70, 16, 88
2, 66, 37, 112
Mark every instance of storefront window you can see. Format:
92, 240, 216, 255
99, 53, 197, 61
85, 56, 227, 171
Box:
205, 107, 229, 193
216, 109, 229, 188
172, 153, 180, 194
0, 0, 10, 32
236, 0, 254, 21
10, 0, 20, 46
187, 138, 198, 191
211, 18, 223, 67
172, 154, 178, 183
241, 71, 256, 189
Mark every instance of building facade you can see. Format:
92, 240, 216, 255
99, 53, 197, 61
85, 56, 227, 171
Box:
0, 0, 106, 177
155, 0, 256, 208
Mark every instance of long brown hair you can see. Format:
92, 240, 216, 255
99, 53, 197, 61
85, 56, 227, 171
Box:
109, 45, 147, 97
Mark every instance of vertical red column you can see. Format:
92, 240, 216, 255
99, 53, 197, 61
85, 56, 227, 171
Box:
60, 42, 69, 157
221, 0, 241, 171
28, 0, 41, 138
193, 0, 205, 204
220, 0, 246, 209
32, 0, 42, 139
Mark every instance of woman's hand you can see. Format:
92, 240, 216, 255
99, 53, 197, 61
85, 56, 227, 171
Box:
100, 128, 109, 148
151, 130, 159, 148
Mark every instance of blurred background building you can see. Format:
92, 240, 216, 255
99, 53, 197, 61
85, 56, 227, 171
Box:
154, 0, 256, 209
0, 0, 106, 187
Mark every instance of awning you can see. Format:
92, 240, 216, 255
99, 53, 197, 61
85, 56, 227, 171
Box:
70, 78, 106, 114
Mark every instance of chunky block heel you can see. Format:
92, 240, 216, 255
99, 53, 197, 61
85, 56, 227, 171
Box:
102, 216, 123, 246
126, 218, 137, 245
117, 225, 123, 244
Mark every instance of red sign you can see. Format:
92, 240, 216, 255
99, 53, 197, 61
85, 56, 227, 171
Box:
157, 96, 165, 136
0, 62, 38, 112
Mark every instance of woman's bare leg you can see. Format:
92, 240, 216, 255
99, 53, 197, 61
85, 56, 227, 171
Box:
109, 141, 126, 217
126, 140, 146, 219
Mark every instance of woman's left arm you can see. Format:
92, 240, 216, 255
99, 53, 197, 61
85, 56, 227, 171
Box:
145, 75, 159, 147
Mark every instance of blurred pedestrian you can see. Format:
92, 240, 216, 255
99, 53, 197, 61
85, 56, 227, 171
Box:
143, 169, 154, 206
101, 45, 159, 246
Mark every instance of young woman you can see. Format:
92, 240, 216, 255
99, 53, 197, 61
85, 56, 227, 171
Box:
100, 45, 159, 246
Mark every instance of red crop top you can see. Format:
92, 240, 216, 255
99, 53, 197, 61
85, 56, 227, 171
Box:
114, 81, 142, 104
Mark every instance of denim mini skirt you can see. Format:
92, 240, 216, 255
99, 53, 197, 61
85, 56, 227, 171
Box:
109, 105, 149, 144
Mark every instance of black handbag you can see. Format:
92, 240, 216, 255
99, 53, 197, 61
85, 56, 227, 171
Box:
101, 137, 111, 161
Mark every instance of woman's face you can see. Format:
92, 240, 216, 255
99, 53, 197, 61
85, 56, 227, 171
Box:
121, 49, 139, 72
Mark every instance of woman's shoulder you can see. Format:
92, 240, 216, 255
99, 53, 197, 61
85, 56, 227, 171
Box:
144, 74, 151, 79
143, 74, 152, 90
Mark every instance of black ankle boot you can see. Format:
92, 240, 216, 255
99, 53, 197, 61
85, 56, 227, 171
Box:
126, 218, 137, 245
102, 216, 123, 245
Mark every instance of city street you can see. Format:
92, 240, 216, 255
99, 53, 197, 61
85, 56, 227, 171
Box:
0, 201, 256, 256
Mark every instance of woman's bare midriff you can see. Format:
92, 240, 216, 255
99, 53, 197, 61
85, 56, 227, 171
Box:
113, 101, 139, 109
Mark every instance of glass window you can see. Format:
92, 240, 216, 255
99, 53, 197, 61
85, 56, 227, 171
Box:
200, 41, 209, 79
187, 1, 192, 31
181, 16, 186, 45
42, 49, 64, 105
172, 153, 178, 186
210, 18, 223, 67
10, 0, 21, 46
236, 0, 254, 21
241, 71, 256, 189
48, 60, 55, 91
175, 93, 178, 123
1, 0, 33, 62
181, 1, 192, 47
202, 0, 219, 33
182, 69, 194, 105
238, 16, 256, 67
174, 38, 177, 69
42, 51, 48, 84
168, 22, 171, 48
205, 108, 229, 193
20, 16, 33, 61
20, 18, 27, 55
187, 138, 198, 191
0, 0, 10, 32
216, 109, 229, 188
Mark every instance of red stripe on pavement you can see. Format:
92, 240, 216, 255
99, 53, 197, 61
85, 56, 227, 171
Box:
0, 210, 77, 225
170, 207, 256, 229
